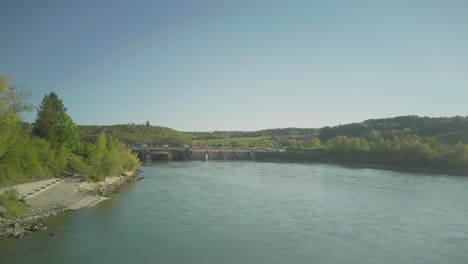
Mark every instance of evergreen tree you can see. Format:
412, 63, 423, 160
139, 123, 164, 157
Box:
33, 92, 66, 142
32, 92, 79, 151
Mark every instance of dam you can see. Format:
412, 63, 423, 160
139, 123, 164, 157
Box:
128, 146, 287, 162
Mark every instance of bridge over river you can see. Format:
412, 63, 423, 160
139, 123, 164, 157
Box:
128, 146, 286, 161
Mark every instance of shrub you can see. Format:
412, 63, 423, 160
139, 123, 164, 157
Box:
0, 189, 30, 218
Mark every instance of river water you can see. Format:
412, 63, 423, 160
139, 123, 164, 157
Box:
1, 161, 467, 264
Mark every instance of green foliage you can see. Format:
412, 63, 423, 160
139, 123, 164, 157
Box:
319, 115, 468, 144
0, 77, 140, 187
304, 138, 322, 149
3, 85, 33, 114
433, 130, 468, 145
33, 92, 66, 142
0, 79, 68, 184
80, 116, 468, 150
287, 139, 301, 149
450, 143, 468, 165
0, 76, 33, 115
324, 134, 468, 168
84, 133, 141, 182
0, 132, 69, 184
67, 153, 88, 172
32, 92, 79, 152
79, 124, 192, 146
58, 112, 80, 151
371, 137, 391, 153
190, 128, 319, 140
192, 137, 278, 148
0, 189, 30, 218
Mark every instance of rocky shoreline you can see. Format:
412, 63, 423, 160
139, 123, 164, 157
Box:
0, 204, 69, 239
83, 173, 144, 197
0, 171, 143, 240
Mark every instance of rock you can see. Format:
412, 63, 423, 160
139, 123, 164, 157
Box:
4, 226, 25, 239
12, 229, 25, 239
25, 222, 47, 232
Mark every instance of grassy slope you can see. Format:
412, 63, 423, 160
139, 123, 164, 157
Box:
192, 136, 267, 144
432, 130, 468, 145
192, 136, 277, 147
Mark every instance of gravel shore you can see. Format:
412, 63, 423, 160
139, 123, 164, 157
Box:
0, 172, 141, 239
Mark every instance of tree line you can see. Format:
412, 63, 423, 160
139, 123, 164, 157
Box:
325, 134, 468, 166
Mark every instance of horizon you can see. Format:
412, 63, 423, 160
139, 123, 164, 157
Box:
2, 0, 468, 131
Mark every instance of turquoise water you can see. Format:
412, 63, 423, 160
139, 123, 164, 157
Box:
1, 161, 468, 263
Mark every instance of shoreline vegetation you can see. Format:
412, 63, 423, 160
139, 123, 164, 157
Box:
0, 77, 141, 239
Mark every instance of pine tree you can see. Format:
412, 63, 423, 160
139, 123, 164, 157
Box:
32, 92, 79, 151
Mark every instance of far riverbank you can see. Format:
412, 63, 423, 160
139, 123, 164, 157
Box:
140, 149, 468, 176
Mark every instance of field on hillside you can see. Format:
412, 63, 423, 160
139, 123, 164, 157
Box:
192, 136, 278, 148
433, 130, 468, 145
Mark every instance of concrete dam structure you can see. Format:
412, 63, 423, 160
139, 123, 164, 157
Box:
129, 146, 286, 162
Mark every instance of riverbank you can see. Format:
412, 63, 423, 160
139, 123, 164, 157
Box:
0, 171, 141, 239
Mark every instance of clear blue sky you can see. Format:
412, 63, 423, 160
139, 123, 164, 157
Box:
1, 0, 467, 131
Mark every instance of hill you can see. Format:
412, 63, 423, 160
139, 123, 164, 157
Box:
78, 116, 468, 147
319, 116, 468, 144
79, 124, 192, 146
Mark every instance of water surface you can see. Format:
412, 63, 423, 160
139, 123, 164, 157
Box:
1, 162, 467, 263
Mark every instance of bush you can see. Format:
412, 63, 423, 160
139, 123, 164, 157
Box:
67, 153, 88, 172
0, 189, 30, 218
84, 133, 141, 182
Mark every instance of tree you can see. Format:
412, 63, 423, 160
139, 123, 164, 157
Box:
85, 133, 140, 181
304, 138, 321, 149
0, 76, 30, 120
58, 112, 80, 151
145, 121, 150, 127
390, 136, 401, 152
358, 138, 370, 151
33, 92, 66, 141
3, 85, 33, 114
32, 92, 79, 151
327, 136, 349, 151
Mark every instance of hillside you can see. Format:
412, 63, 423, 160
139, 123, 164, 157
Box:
432, 130, 468, 145
79, 124, 192, 146
78, 116, 468, 147
319, 116, 468, 144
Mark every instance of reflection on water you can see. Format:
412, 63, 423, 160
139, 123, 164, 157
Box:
1, 161, 467, 264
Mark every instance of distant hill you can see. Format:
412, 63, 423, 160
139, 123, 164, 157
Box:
188, 128, 319, 140
319, 116, 468, 144
78, 116, 468, 146
79, 124, 192, 146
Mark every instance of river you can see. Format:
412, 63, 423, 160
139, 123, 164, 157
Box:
1, 161, 467, 263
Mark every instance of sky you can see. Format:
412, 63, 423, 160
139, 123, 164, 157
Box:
1, 0, 468, 131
